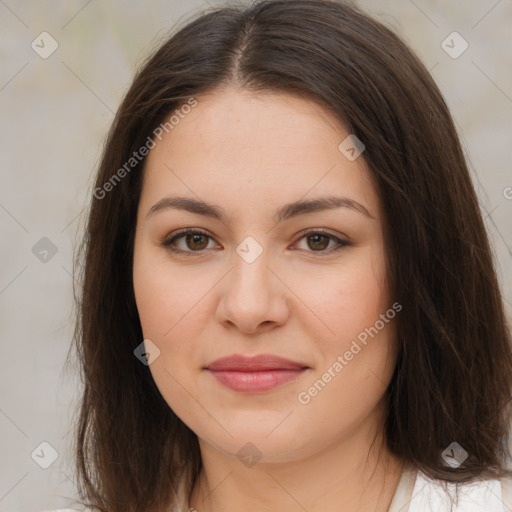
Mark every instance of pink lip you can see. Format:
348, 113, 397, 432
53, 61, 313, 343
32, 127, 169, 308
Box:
205, 354, 309, 392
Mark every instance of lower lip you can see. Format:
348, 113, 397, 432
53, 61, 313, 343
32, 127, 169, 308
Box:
207, 369, 307, 392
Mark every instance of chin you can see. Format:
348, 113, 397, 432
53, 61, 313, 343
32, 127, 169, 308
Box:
191, 417, 327, 466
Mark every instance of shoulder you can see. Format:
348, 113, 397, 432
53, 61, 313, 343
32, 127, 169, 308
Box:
499, 473, 512, 507
409, 470, 512, 511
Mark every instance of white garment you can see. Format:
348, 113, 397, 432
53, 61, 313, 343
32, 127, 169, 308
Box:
389, 465, 512, 512
40, 467, 512, 511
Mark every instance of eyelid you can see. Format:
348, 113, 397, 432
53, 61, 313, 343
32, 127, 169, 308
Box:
292, 227, 348, 244
161, 228, 219, 250
290, 228, 350, 253
161, 227, 350, 256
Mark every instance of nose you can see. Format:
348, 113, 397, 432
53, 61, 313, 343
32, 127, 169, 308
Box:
215, 246, 289, 334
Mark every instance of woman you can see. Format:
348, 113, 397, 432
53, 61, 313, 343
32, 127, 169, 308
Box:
63, 0, 512, 511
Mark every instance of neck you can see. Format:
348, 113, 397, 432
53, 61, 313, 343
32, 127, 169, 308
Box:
188, 414, 404, 512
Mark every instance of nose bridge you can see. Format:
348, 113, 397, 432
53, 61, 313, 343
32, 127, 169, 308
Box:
231, 235, 273, 297
216, 235, 288, 331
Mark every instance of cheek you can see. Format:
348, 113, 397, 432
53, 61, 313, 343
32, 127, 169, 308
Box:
299, 245, 390, 352
133, 244, 213, 429
133, 241, 211, 341
132, 241, 217, 394
294, 261, 397, 442
299, 244, 395, 395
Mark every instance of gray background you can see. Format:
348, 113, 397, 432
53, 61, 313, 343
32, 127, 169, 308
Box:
0, 0, 511, 510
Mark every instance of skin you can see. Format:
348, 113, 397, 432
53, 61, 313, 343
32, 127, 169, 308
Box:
132, 86, 404, 512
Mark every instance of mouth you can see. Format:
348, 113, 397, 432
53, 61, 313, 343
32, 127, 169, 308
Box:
205, 354, 310, 393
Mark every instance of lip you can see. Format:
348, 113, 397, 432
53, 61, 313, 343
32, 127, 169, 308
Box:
205, 354, 309, 393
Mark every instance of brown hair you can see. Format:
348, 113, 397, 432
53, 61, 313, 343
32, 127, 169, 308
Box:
70, 0, 512, 510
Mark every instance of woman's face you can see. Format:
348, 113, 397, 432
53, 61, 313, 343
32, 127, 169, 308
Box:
133, 87, 399, 463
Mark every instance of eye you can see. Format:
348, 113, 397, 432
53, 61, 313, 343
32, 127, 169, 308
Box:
161, 228, 350, 256
293, 229, 350, 254
162, 228, 218, 255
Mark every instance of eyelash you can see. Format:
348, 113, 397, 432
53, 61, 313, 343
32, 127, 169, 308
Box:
161, 228, 350, 256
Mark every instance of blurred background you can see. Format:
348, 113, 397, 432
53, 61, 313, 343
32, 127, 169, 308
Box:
0, 0, 511, 510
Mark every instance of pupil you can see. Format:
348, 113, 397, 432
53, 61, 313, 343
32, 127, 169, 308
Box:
188, 234, 207, 250
309, 235, 328, 250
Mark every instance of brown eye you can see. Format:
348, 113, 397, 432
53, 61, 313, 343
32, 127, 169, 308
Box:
162, 229, 217, 255
162, 228, 349, 257
185, 233, 209, 250
306, 234, 330, 251
294, 229, 350, 254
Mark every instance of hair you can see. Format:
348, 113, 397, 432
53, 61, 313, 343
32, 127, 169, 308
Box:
69, 0, 512, 510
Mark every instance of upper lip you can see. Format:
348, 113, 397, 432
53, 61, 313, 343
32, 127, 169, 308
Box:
206, 354, 309, 371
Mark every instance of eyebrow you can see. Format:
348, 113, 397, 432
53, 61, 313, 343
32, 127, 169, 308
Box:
146, 195, 375, 223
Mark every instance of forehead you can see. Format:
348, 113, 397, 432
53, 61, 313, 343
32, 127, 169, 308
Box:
140, 87, 380, 218
152, 88, 345, 161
